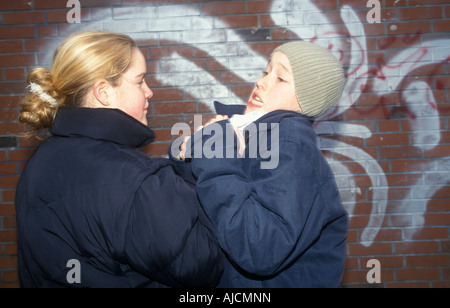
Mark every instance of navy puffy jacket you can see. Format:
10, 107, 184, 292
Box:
187, 108, 348, 287
16, 107, 223, 288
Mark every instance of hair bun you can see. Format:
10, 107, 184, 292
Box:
19, 68, 65, 135
27, 68, 64, 106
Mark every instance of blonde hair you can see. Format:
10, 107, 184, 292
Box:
19, 31, 137, 136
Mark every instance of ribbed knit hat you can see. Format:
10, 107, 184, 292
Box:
273, 41, 346, 119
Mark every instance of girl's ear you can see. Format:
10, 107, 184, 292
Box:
92, 79, 113, 107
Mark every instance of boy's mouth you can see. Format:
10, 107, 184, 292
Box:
247, 93, 264, 108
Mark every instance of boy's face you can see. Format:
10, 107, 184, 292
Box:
245, 51, 301, 114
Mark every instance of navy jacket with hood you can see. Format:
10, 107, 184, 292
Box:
16, 107, 224, 288
180, 104, 348, 288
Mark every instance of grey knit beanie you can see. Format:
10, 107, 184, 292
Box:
273, 41, 346, 118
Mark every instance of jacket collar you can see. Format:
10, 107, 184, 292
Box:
51, 107, 155, 148
256, 109, 314, 125
214, 101, 314, 125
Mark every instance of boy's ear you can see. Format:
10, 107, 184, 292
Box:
92, 79, 113, 107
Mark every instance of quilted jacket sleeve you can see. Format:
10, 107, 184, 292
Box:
124, 164, 224, 287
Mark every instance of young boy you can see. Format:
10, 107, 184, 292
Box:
175, 41, 348, 287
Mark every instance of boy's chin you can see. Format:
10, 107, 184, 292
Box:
245, 103, 265, 114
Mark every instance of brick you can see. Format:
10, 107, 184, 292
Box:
5, 68, 25, 81
152, 129, 173, 143
151, 88, 185, 102
79, 0, 121, 6
36, 25, 58, 37
217, 15, 258, 29
1, 190, 16, 203
153, 101, 197, 114
0, 41, 24, 54
424, 145, 450, 158
0, 0, 32, 11
427, 199, 450, 212
0, 176, 19, 189
397, 268, 440, 281
387, 21, 432, 35
348, 243, 393, 256
158, 4, 201, 17
122, 0, 164, 5
203, 2, 246, 15
113, 7, 157, 19
248, 0, 272, 14
360, 256, 403, 268
3, 270, 19, 283
387, 281, 431, 288
398, 7, 443, 21
366, 133, 410, 146
183, 30, 226, 44
0, 26, 34, 39
378, 119, 400, 132
147, 115, 184, 129
386, 173, 423, 186
34, 0, 67, 9
2, 12, 46, 25
345, 106, 390, 120
0, 230, 17, 242
340, 269, 369, 283
229, 28, 271, 42
395, 241, 439, 254
0, 163, 18, 175
8, 149, 37, 162
404, 227, 448, 240
424, 213, 450, 226
379, 146, 422, 159
0, 54, 35, 67
3, 216, 17, 229
0, 257, 18, 269
0, 205, 17, 216
391, 159, 437, 172
231, 84, 253, 98
150, 46, 193, 60
409, 0, 449, 4
406, 255, 450, 267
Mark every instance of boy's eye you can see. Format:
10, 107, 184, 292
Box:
262, 71, 268, 76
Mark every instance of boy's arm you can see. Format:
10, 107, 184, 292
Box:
189, 120, 331, 277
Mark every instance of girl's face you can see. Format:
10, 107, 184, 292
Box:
110, 48, 153, 125
245, 51, 301, 114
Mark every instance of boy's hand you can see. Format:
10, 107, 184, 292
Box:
179, 115, 229, 161
203, 115, 229, 127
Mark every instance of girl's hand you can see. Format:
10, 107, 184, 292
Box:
180, 115, 229, 160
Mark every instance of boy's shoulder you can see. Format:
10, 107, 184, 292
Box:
256, 110, 316, 141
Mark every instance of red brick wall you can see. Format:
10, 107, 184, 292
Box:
1, 0, 449, 288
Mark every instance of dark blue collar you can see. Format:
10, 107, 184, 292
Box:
51, 107, 155, 148
214, 101, 314, 124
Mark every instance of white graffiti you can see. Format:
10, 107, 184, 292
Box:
41, 1, 449, 246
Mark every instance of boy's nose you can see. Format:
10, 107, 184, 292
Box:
256, 76, 267, 90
